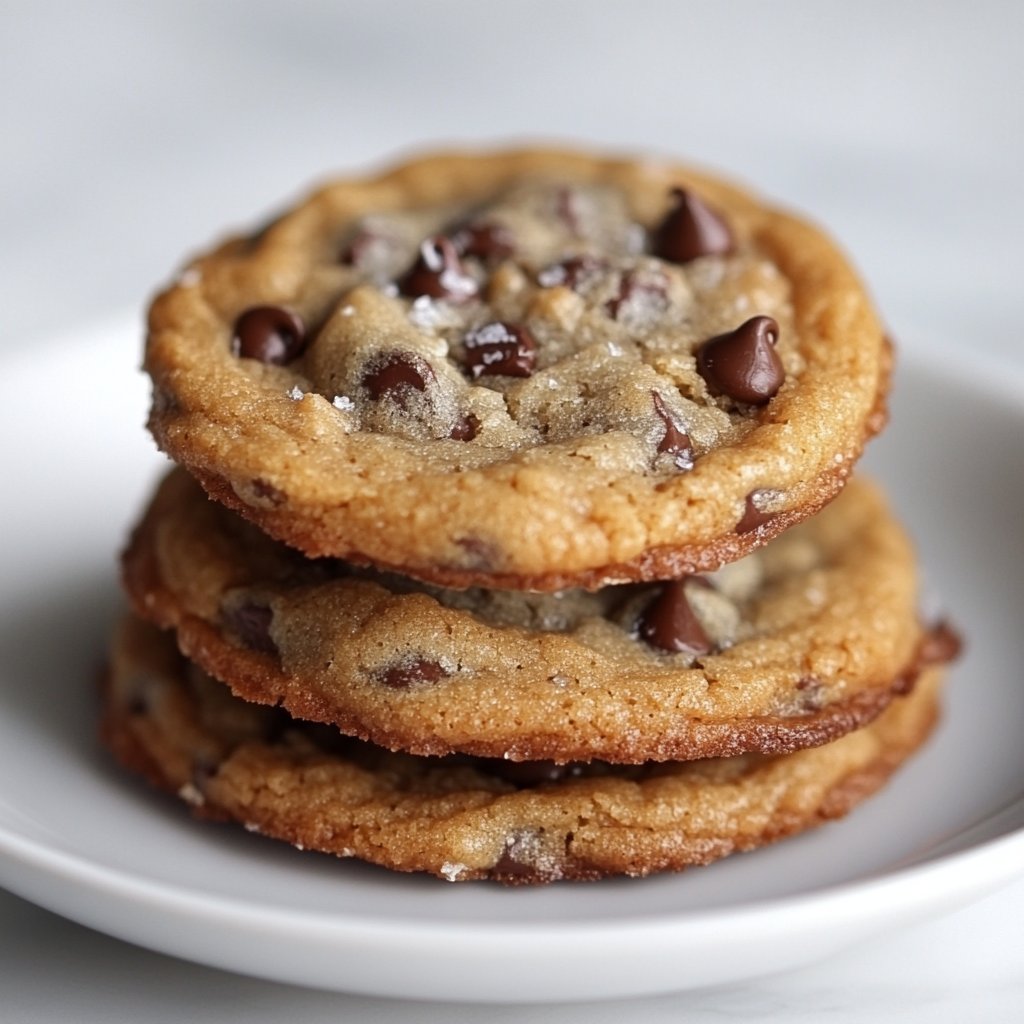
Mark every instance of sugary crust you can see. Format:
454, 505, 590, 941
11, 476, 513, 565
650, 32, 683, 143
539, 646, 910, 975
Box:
123, 469, 935, 763
101, 615, 942, 884
145, 147, 889, 589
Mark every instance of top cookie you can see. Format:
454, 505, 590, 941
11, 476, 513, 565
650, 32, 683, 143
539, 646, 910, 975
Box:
146, 148, 889, 590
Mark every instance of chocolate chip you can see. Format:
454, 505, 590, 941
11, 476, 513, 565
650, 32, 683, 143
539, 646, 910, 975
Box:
605, 269, 670, 320
221, 600, 278, 656
638, 580, 712, 655
917, 621, 963, 667
891, 672, 917, 697
452, 222, 515, 262
362, 351, 435, 406
536, 254, 608, 290
652, 187, 734, 264
493, 829, 543, 879
652, 392, 694, 470
462, 321, 537, 379
231, 306, 307, 365
736, 490, 778, 534
398, 236, 478, 302
449, 413, 480, 441
375, 657, 448, 689
697, 316, 784, 405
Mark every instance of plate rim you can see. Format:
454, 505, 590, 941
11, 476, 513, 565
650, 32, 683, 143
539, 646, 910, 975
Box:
2, 803, 1024, 938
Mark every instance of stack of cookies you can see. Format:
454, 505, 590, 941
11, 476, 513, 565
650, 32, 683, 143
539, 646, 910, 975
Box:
104, 148, 959, 883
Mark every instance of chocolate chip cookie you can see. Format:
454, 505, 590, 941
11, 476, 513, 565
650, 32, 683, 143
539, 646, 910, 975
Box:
122, 469, 954, 763
102, 615, 944, 883
145, 148, 890, 590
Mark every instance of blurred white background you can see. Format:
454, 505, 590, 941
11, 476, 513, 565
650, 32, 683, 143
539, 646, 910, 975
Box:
1, 2, 1022, 1020
2, 0, 1022, 356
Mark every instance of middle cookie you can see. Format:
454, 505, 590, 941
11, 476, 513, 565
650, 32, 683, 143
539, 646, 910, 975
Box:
124, 469, 942, 764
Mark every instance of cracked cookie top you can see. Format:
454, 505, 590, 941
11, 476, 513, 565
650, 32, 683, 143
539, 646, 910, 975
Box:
146, 148, 889, 589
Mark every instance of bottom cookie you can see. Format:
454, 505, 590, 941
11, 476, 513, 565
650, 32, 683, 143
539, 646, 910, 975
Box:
103, 614, 944, 884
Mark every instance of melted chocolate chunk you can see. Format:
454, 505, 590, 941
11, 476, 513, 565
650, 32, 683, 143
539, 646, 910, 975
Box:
221, 600, 278, 656
231, 306, 306, 365
452, 221, 516, 262
362, 351, 435, 406
652, 392, 694, 470
493, 829, 544, 879
398, 236, 478, 302
375, 657, 448, 689
652, 187, 734, 264
696, 316, 784, 405
638, 580, 712, 655
462, 321, 537, 379
735, 490, 778, 534
492, 850, 535, 879
449, 413, 480, 441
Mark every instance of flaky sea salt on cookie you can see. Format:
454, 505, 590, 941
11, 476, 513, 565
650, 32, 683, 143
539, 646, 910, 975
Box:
103, 615, 944, 884
122, 470, 957, 764
145, 148, 890, 590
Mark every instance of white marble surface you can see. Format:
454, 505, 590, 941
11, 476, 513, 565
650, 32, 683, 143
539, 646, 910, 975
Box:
2, 1, 1022, 1019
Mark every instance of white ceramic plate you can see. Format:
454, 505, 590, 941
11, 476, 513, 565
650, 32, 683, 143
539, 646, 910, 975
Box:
1, 317, 1022, 1004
